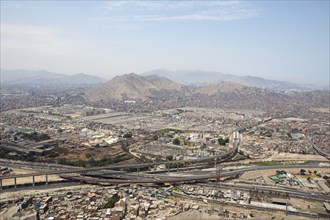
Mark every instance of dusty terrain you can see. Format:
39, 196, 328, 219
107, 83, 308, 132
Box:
1, 168, 62, 187
268, 152, 328, 161
0, 184, 100, 201
238, 167, 330, 184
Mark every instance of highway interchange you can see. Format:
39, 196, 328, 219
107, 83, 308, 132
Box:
0, 132, 239, 181
1, 131, 330, 219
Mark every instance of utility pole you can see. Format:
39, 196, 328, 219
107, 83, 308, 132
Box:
218, 165, 222, 197
218, 166, 220, 194
285, 194, 288, 216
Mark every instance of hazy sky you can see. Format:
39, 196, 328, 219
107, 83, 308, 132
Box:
1, 1, 329, 85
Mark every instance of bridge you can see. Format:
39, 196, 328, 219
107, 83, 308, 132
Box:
0, 131, 240, 188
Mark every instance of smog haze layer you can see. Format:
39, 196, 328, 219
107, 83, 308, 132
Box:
1, 1, 329, 86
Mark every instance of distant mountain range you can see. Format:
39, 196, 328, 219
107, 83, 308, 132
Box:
194, 82, 248, 95
0, 69, 106, 86
81, 72, 329, 116
85, 73, 183, 101
141, 69, 324, 90
1, 68, 327, 102
2, 69, 326, 91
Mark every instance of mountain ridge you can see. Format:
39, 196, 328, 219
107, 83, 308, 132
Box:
84, 73, 183, 101
194, 82, 248, 95
141, 69, 322, 90
84, 72, 280, 102
0, 69, 107, 86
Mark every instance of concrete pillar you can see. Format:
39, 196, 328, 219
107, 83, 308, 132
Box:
137, 167, 140, 172
45, 175, 48, 185
14, 177, 17, 188
0, 179, 2, 189
285, 200, 288, 215
32, 175, 35, 186
177, 163, 179, 172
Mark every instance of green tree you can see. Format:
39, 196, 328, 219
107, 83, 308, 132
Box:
104, 194, 120, 208
300, 169, 306, 175
153, 134, 158, 140
173, 138, 180, 145
276, 170, 286, 175
123, 133, 133, 138
217, 137, 229, 145
166, 155, 174, 161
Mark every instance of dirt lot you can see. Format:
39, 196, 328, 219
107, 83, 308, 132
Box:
169, 203, 311, 220
238, 167, 330, 185
0, 184, 99, 201
268, 152, 328, 161
63, 145, 124, 161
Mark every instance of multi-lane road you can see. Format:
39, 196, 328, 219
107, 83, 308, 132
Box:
58, 164, 330, 185
0, 132, 240, 181
1, 130, 329, 218
306, 134, 330, 160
